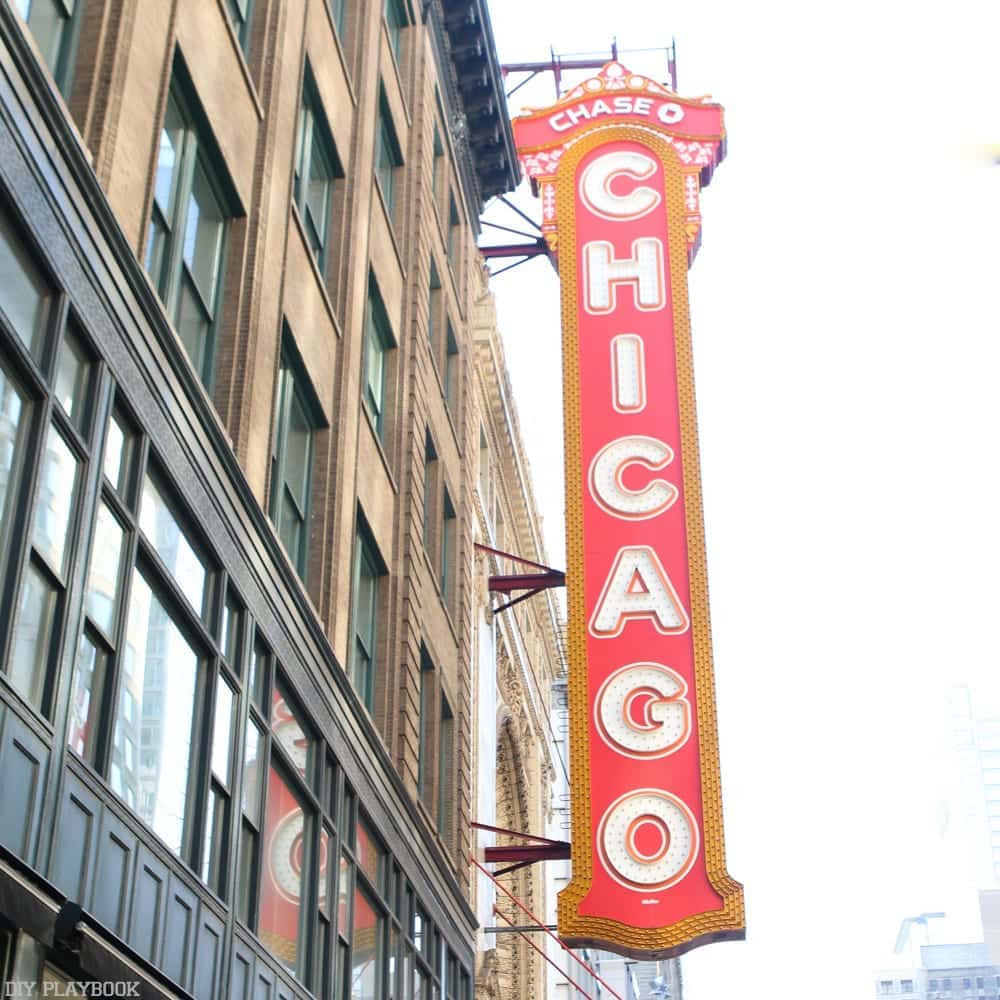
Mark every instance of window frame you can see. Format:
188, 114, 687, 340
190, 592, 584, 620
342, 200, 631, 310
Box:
362, 276, 396, 442
145, 60, 240, 389
374, 89, 404, 223
14, 0, 82, 96
350, 517, 386, 712
269, 330, 325, 580
293, 66, 344, 273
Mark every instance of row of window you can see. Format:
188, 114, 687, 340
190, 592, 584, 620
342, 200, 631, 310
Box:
0, 195, 467, 997
881, 977, 1000, 995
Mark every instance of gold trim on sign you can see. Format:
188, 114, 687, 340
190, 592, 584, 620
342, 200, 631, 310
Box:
554, 123, 744, 958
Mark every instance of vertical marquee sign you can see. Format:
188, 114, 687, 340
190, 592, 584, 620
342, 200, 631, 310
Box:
512, 63, 745, 958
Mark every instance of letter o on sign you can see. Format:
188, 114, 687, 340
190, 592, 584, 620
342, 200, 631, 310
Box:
597, 789, 698, 892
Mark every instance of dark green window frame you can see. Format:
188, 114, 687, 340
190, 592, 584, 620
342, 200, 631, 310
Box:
437, 693, 452, 839
13, 0, 82, 95
145, 60, 239, 389
349, 517, 385, 712
224, 0, 254, 53
375, 89, 403, 221
440, 487, 455, 604
384, 0, 408, 61
294, 67, 343, 272
362, 275, 395, 441
269, 331, 324, 579
444, 322, 458, 412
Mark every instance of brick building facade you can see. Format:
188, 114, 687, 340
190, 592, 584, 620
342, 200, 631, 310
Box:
0, 0, 563, 996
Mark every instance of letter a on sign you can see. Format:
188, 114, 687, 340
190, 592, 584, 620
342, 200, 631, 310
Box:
589, 546, 689, 638
513, 61, 744, 960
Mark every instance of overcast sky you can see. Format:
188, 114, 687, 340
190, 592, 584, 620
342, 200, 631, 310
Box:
485, 1, 1000, 996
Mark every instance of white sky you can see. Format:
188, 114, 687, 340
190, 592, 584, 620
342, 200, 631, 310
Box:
485, 2, 1000, 996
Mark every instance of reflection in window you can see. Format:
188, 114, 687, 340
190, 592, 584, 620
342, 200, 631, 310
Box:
140, 472, 207, 617
271, 687, 312, 778
0, 368, 26, 551
8, 561, 57, 706
0, 199, 50, 358
113, 570, 199, 857
352, 885, 380, 1000
84, 502, 124, 636
67, 632, 107, 763
54, 324, 91, 430
259, 764, 307, 977
32, 424, 79, 576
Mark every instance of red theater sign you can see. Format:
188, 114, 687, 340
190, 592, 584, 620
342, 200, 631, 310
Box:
512, 63, 745, 958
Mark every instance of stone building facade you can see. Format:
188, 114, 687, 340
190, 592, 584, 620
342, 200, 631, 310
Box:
0, 0, 566, 996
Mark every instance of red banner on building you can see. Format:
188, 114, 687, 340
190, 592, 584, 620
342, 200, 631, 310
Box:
512, 62, 744, 959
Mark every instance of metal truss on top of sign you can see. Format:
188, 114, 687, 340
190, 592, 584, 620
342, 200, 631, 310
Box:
511, 62, 744, 960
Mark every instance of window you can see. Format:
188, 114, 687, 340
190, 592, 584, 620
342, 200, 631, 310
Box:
879, 983, 893, 995
447, 196, 460, 261
224, 0, 253, 52
328, 0, 346, 37
350, 521, 384, 711
384, 0, 407, 61
13, 0, 80, 93
418, 647, 433, 804
422, 431, 436, 552
269, 334, 323, 578
444, 323, 459, 411
943, 980, 952, 991
145, 68, 236, 387
437, 695, 452, 839
902, 982, 914, 993
931, 981, 939, 990
427, 258, 441, 348
0, 206, 97, 719
293, 68, 343, 270
440, 488, 455, 604
375, 90, 403, 221
362, 276, 395, 441
431, 122, 445, 203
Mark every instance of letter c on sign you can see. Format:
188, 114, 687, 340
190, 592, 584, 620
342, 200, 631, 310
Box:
579, 150, 661, 221
589, 435, 678, 521
598, 789, 698, 892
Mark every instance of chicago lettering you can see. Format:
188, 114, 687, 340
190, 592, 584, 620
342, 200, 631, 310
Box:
581, 148, 699, 893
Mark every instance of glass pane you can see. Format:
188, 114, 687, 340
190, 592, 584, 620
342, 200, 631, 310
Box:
85, 502, 124, 636
102, 409, 128, 494
352, 886, 379, 1000
32, 424, 79, 577
278, 489, 302, 566
250, 637, 269, 711
8, 560, 56, 708
154, 95, 185, 220
243, 719, 265, 819
113, 570, 199, 856
174, 272, 211, 379
356, 817, 383, 890
0, 367, 26, 545
237, 821, 257, 926
183, 161, 225, 310
338, 851, 351, 932
54, 325, 91, 430
365, 329, 384, 417
202, 784, 228, 892
0, 199, 51, 358
272, 687, 311, 778
319, 825, 332, 917
68, 632, 107, 762
25, 0, 69, 70
306, 149, 331, 252
139, 473, 208, 617
259, 764, 306, 976
286, 389, 312, 510
211, 679, 235, 782
222, 590, 241, 666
